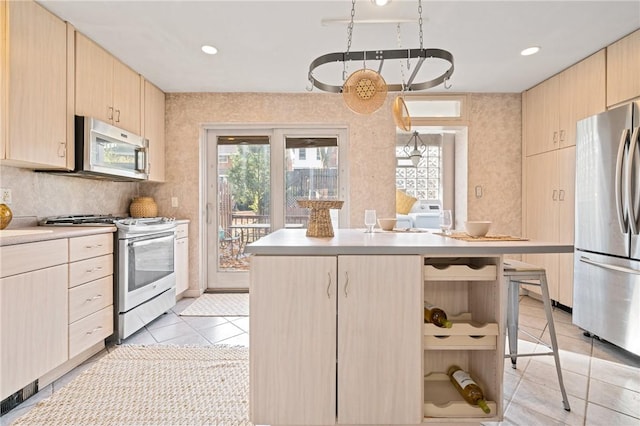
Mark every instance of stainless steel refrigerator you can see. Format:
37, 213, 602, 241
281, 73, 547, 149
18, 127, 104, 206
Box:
574, 101, 640, 356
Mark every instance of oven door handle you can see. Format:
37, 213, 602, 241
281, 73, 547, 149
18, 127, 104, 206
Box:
128, 234, 175, 248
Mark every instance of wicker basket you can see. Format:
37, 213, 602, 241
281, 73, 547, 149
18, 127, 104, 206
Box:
129, 197, 158, 218
297, 199, 344, 238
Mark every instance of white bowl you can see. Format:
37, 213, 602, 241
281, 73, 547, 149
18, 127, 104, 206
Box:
465, 221, 492, 237
377, 218, 397, 231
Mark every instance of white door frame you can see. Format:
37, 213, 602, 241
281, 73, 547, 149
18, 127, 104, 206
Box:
201, 123, 350, 291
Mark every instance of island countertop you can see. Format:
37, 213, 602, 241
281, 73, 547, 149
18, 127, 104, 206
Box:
245, 228, 574, 256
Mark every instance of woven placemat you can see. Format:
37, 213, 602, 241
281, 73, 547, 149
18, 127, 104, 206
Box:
435, 232, 529, 242
12, 345, 251, 425
180, 293, 249, 317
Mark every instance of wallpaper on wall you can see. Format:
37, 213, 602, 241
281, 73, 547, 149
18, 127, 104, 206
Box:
151, 91, 522, 294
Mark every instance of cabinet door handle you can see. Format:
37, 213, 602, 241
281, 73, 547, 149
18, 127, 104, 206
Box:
326, 272, 331, 299
108, 106, 114, 120
559, 189, 565, 201
86, 326, 103, 335
559, 129, 566, 142
85, 294, 102, 302
552, 189, 558, 201
115, 109, 121, 123
553, 131, 558, 144
343, 272, 349, 297
58, 142, 66, 158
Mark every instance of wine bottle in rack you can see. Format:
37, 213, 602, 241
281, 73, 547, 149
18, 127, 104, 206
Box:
447, 365, 491, 414
424, 301, 453, 328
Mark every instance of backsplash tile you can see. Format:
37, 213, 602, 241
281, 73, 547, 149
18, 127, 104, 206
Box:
0, 165, 139, 219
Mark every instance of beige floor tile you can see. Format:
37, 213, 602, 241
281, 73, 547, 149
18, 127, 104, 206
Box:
198, 321, 245, 344
588, 377, 640, 419
502, 399, 568, 426
146, 320, 199, 342
544, 318, 591, 341
541, 328, 593, 356
524, 357, 589, 400
551, 307, 573, 324
504, 355, 531, 379
511, 377, 586, 425
145, 310, 183, 329
531, 344, 592, 377
502, 370, 521, 402
180, 315, 230, 330
120, 327, 158, 345
585, 402, 640, 426
590, 356, 640, 392
231, 316, 250, 332
217, 332, 250, 346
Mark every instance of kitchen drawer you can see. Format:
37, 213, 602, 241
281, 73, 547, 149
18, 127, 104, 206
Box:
69, 254, 113, 288
176, 223, 188, 239
69, 234, 113, 262
0, 239, 67, 278
69, 305, 113, 358
69, 276, 113, 323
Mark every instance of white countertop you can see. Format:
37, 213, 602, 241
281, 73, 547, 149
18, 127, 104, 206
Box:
245, 228, 574, 256
0, 226, 116, 246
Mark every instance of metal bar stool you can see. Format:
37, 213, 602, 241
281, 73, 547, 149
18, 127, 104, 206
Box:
503, 260, 571, 411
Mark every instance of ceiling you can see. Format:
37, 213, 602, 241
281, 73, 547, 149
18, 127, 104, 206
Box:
38, 1, 640, 94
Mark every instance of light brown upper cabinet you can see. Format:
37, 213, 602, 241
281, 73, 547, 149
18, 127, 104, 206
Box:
1, 0, 71, 169
524, 50, 605, 156
607, 29, 640, 107
144, 80, 166, 182
522, 50, 604, 308
75, 32, 142, 135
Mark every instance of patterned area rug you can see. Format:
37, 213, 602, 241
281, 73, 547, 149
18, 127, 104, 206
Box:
179, 293, 249, 317
12, 345, 251, 426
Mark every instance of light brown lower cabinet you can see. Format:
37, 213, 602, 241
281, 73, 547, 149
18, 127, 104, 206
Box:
0, 240, 69, 401
250, 254, 503, 425
0, 232, 114, 401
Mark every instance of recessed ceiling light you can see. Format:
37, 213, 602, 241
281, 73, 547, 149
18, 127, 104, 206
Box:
372, 0, 390, 6
201, 45, 218, 55
521, 46, 540, 56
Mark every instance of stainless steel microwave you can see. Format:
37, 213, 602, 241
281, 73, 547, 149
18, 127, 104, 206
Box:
40, 116, 148, 181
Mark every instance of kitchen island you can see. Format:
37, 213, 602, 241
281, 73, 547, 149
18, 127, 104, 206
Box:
246, 229, 573, 426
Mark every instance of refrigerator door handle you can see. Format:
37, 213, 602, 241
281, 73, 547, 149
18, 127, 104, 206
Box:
579, 256, 640, 275
628, 126, 640, 234
615, 128, 630, 233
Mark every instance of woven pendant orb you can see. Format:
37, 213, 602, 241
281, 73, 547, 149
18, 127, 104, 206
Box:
393, 96, 411, 131
342, 69, 387, 115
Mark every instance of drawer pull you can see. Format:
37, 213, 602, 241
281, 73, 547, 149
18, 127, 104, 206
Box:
86, 266, 103, 273
85, 294, 103, 302
86, 326, 103, 335
84, 244, 104, 249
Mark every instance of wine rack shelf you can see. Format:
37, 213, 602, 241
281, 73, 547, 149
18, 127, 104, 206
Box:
424, 313, 498, 350
424, 263, 497, 281
423, 373, 497, 419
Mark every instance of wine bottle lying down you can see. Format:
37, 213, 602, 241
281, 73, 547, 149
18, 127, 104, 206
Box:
447, 365, 491, 414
